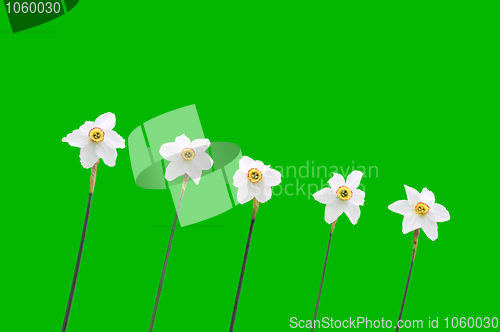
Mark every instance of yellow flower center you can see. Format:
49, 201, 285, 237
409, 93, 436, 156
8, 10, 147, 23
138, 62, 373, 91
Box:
88, 127, 105, 143
415, 202, 430, 215
336, 186, 353, 201
248, 168, 263, 183
181, 148, 195, 161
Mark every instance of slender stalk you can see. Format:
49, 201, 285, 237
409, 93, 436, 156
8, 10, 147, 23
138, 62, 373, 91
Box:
149, 173, 189, 332
61, 160, 99, 332
395, 229, 420, 332
311, 219, 337, 332
229, 197, 260, 332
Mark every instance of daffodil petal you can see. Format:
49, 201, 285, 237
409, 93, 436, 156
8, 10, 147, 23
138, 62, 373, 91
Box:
346, 170, 363, 189
328, 173, 346, 190
325, 199, 344, 224
420, 188, 435, 204
239, 156, 254, 173
63, 129, 90, 148
313, 188, 336, 205
345, 201, 361, 225
105, 131, 126, 149
185, 160, 202, 185
255, 183, 272, 203
191, 139, 210, 153
350, 189, 365, 206
95, 140, 118, 167
79, 143, 99, 168
174, 134, 191, 147
95, 112, 116, 131
237, 183, 248, 203
249, 160, 270, 174
165, 160, 185, 181
428, 203, 450, 222
233, 170, 248, 187
262, 168, 282, 186
191, 176, 201, 185
402, 213, 420, 234
160, 142, 182, 161
238, 184, 256, 204
404, 185, 420, 206
420, 215, 438, 241
80, 121, 96, 133
388, 200, 415, 215
194, 151, 213, 170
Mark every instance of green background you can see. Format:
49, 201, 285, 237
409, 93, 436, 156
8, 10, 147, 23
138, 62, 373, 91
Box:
1, 1, 498, 331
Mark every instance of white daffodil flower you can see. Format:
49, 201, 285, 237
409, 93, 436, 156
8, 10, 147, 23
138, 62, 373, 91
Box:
388, 185, 450, 241
313, 170, 365, 225
62, 112, 126, 168
159, 134, 213, 185
233, 156, 282, 204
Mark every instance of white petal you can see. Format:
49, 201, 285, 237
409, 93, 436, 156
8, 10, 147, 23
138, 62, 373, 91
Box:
237, 184, 256, 204
420, 215, 438, 241
233, 170, 248, 187
105, 130, 125, 149
190, 138, 210, 153
80, 121, 96, 133
350, 189, 365, 206
404, 185, 420, 206
185, 160, 202, 185
346, 170, 363, 189
428, 203, 450, 222
194, 151, 213, 170
249, 160, 269, 172
159, 142, 182, 162
420, 188, 435, 204
313, 188, 337, 205
62, 129, 90, 148
79, 143, 99, 168
175, 134, 191, 148
325, 199, 345, 224
262, 168, 282, 187
328, 173, 346, 190
402, 213, 420, 234
239, 156, 254, 173
248, 160, 270, 177
237, 183, 248, 204
95, 140, 118, 167
255, 183, 272, 203
345, 201, 361, 225
165, 160, 186, 181
95, 112, 116, 131
388, 200, 415, 216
